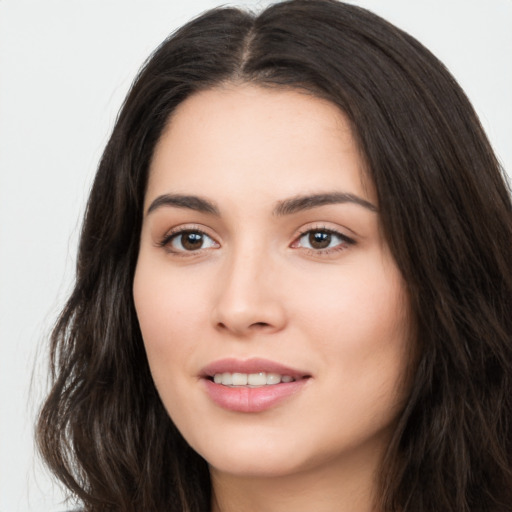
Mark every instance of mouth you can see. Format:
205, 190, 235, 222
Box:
200, 358, 311, 413
210, 371, 299, 387
201, 357, 310, 385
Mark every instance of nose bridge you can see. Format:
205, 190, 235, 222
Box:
212, 236, 285, 335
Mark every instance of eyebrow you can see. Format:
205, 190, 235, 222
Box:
147, 194, 220, 216
273, 192, 378, 216
146, 191, 378, 217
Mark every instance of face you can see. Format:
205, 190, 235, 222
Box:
133, 85, 411, 480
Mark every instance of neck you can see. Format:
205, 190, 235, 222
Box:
210, 448, 382, 512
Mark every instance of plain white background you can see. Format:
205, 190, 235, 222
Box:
0, 1, 510, 511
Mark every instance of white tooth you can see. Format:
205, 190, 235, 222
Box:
232, 373, 248, 386
281, 375, 294, 383
266, 373, 281, 385
248, 372, 266, 386
213, 374, 222, 384
221, 372, 233, 385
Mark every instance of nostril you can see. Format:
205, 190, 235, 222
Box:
250, 322, 270, 328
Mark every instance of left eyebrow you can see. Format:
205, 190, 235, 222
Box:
273, 192, 378, 216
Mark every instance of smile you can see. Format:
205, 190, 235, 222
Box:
201, 358, 311, 413
212, 372, 296, 387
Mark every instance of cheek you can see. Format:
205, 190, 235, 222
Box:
293, 255, 410, 393
132, 255, 210, 366
298, 257, 407, 340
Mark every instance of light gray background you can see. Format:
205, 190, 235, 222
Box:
1, 1, 511, 511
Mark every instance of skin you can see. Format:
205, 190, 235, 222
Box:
133, 84, 411, 512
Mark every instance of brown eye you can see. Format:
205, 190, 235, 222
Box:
308, 231, 332, 249
166, 230, 218, 252
294, 228, 354, 252
181, 231, 204, 250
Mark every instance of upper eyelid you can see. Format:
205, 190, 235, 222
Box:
293, 228, 355, 246
156, 225, 218, 250
293, 223, 357, 241
161, 223, 216, 239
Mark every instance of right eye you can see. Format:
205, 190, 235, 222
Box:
162, 229, 219, 253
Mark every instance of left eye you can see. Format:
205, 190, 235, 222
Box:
294, 229, 352, 251
167, 230, 218, 252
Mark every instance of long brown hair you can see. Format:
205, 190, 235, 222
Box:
37, 1, 512, 510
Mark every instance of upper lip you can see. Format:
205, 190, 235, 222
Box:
201, 357, 310, 379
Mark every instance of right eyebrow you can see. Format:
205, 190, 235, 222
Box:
146, 194, 220, 216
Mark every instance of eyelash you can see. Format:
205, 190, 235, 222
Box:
158, 226, 218, 256
292, 226, 356, 255
158, 225, 356, 257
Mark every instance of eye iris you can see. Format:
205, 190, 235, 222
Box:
309, 231, 331, 249
182, 232, 203, 250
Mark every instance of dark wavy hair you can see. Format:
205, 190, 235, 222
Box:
37, 1, 512, 510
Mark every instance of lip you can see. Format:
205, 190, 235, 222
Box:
201, 357, 309, 379
200, 358, 311, 413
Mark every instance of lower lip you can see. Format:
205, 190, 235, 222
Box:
203, 378, 309, 413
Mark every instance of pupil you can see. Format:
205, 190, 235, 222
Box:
182, 232, 203, 250
309, 231, 331, 249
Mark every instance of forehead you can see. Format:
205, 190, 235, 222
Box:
146, 84, 373, 209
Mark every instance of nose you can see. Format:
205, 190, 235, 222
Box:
211, 246, 287, 337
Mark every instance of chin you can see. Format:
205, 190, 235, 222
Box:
193, 431, 310, 478
208, 454, 308, 479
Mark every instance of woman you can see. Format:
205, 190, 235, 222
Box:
37, 1, 512, 511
